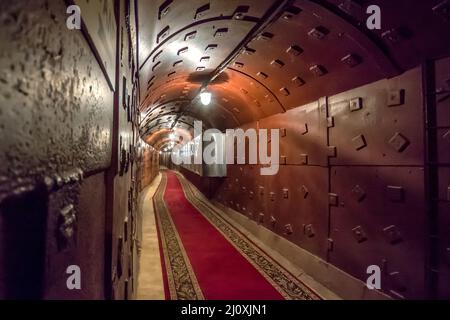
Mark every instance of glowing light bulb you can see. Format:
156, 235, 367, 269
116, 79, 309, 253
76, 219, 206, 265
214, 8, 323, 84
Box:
200, 91, 212, 106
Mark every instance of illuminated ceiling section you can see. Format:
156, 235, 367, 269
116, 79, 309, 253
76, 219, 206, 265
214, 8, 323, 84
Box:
138, 0, 450, 150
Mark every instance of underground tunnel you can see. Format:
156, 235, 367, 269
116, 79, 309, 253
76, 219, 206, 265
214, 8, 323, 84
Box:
0, 0, 450, 304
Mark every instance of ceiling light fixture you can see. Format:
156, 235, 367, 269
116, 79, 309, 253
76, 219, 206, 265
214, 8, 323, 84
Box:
200, 91, 212, 106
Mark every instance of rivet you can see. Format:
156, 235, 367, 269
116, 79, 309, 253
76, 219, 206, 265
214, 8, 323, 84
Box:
271, 59, 285, 68
341, 54, 362, 67
285, 224, 293, 235
286, 45, 303, 56
352, 134, 367, 151
292, 76, 305, 87
349, 97, 363, 112
308, 26, 329, 39
205, 44, 218, 52
310, 65, 327, 77
388, 132, 410, 152
258, 32, 274, 41
257, 72, 268, 79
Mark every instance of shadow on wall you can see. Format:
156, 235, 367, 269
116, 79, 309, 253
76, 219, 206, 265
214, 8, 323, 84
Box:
179, 167, 225, 199
0, 187, 47, 299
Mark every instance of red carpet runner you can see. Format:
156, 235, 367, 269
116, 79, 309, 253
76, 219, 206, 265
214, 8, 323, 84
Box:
153, 171, 320, 300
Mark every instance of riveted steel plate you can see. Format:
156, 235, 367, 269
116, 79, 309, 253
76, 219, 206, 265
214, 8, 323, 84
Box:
138, 0, 272, 65
230, 0, 390, 111
137, 0, 277, 150
329, 166, 426, 299
438, 129, 450, 165
328, 68, 424, 166
240, 165, 266, 219
216, 164, 329, 259
139, 19, 256, 102
258, 100, 328, 166
435, 57, 450, 127
439, 168, 450, 202
217, 69, 285, 119
438, 202, 450, 299
325, 0, 450, 71
262, 165, 329, 259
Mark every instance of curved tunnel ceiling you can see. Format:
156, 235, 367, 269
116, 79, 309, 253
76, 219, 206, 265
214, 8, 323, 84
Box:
138, 0, 450, 149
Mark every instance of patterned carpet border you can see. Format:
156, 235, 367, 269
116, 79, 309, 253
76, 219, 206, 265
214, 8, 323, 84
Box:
153, 172, 204, 300
175, 171, 321, 300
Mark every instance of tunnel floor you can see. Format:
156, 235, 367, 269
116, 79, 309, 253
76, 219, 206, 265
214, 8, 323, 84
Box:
139, 170, 332, 300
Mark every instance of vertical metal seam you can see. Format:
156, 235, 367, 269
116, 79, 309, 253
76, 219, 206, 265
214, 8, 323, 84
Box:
104, 0, 122, 301
324, 96, 332, 262
422, 60, 439, 300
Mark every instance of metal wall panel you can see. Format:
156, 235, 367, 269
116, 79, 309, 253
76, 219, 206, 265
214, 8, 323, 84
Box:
138, 0, 272, 68
139, 0, 450, 153
242, 165, 266, 221
217, 164, 329, 259
259, 100, 327, 166
264, 165, 329, 259
75, 0, 117, 89
43, 171, 106, 299
200, 65, 434, 299
329, 166, 426, 299
437, 166, 450, 299
430, 58, 450, 299
140, 144, 160, 190
435, 58, 450, 166
0, 0, 115, 299
327, 67, 428, 299
108, 0, 146, 300
324, 0, 450, 72
435, 57, 450, 299
179, 167, 224, 199
437, 129, 450, 165
328, 68, 424, 166
217, 164, 264, 220
233, 0, 391, 111
438, 202, 450, 299
435, 57, 450, 128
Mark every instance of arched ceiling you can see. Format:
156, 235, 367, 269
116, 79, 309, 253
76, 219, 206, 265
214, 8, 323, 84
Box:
137, 0, 450, 149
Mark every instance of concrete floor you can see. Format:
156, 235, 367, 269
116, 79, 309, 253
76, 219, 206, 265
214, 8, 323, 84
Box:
136, 173, 165, 300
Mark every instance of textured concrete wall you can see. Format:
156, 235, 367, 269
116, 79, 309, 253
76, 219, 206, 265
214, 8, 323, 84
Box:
0, 0, 113, 182
0, 0, 114, 299
0, 0, 159, 300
